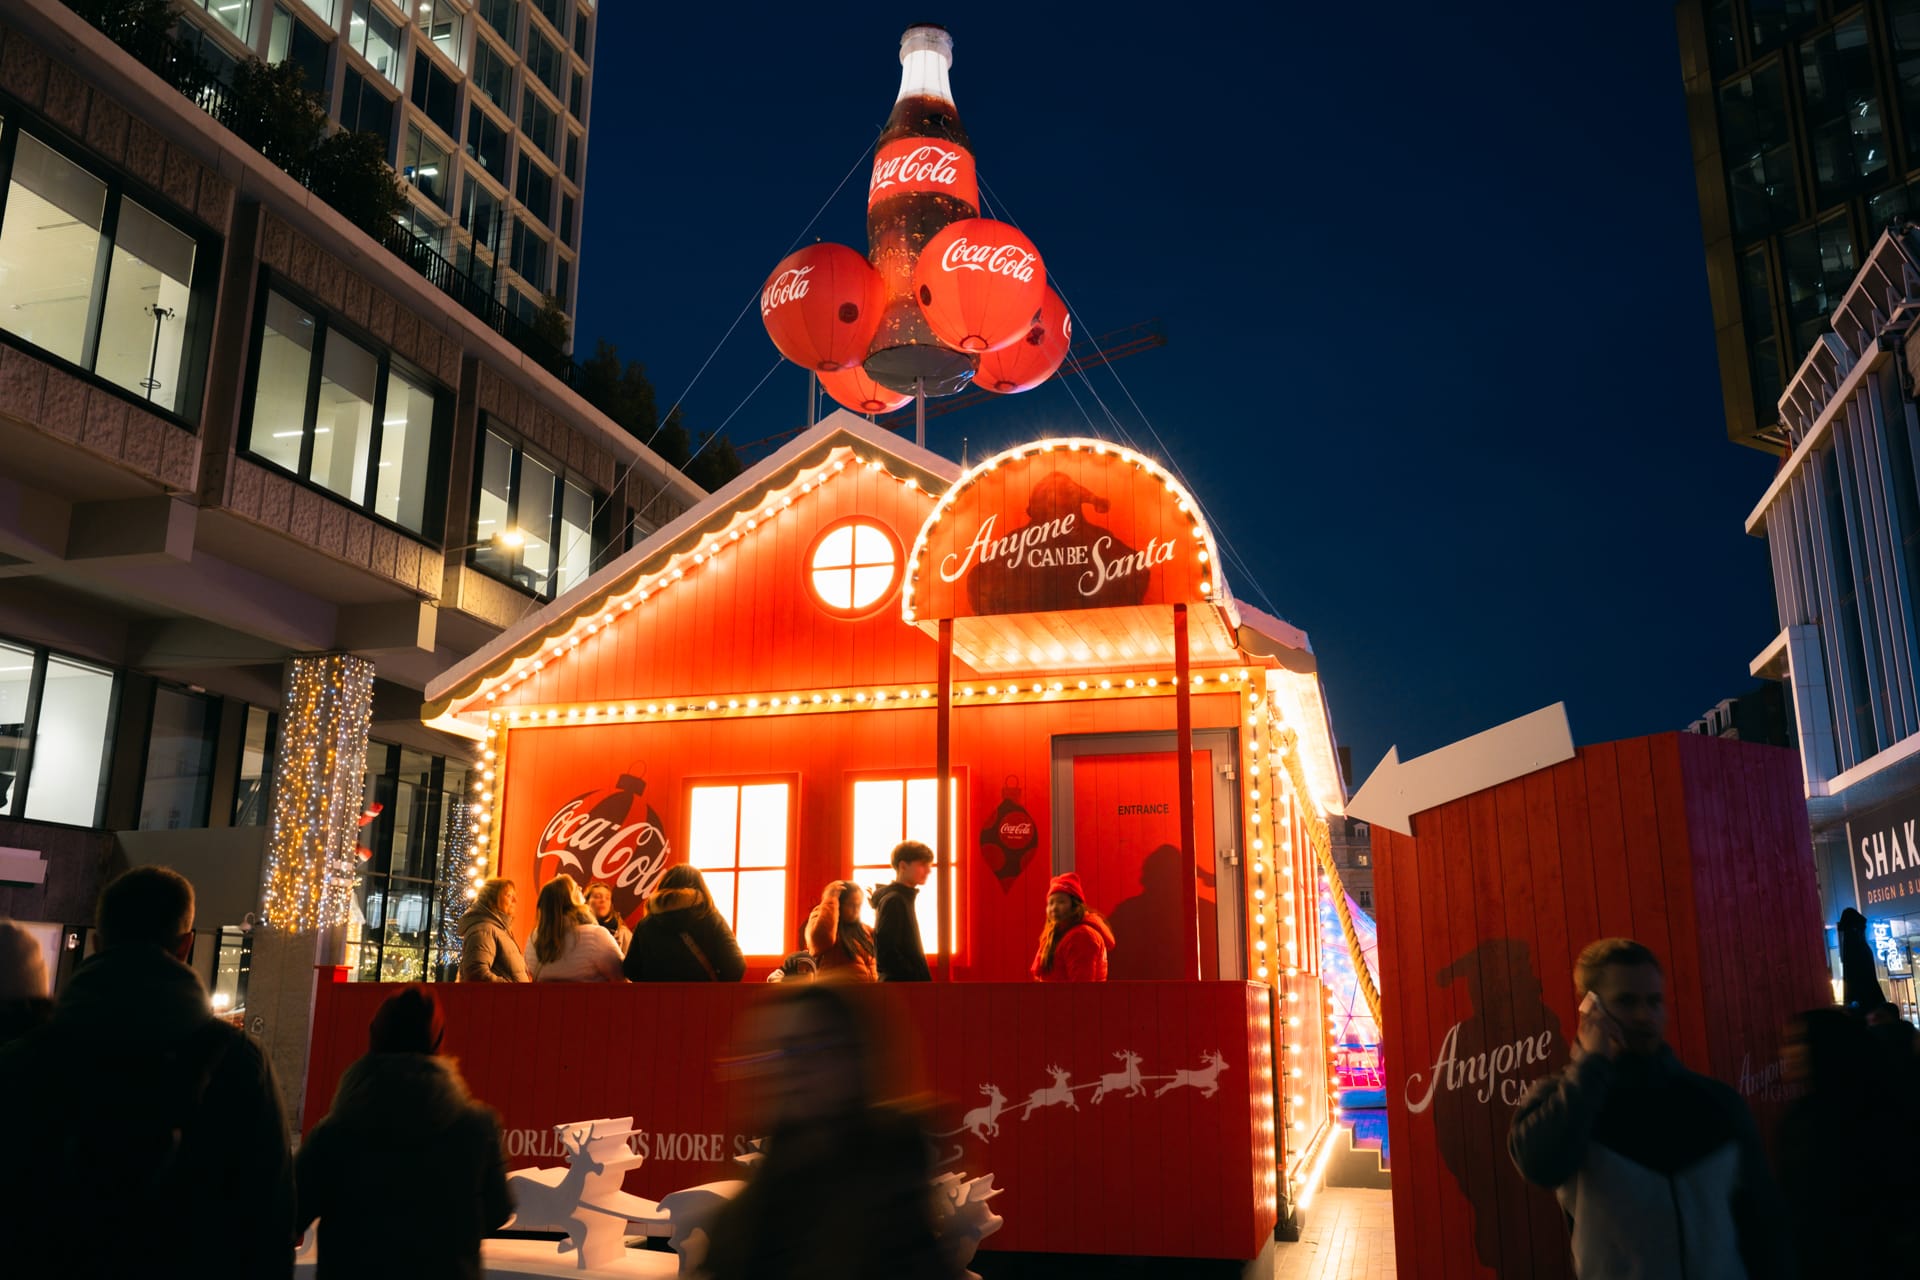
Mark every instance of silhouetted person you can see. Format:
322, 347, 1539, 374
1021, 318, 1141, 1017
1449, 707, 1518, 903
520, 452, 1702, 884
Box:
1837, 908, 1885, 1010
1865, 998, 1918, 1060
1775, 1007, 1917, 1277
872, 840, 933, 982
807, 880, 877, 981
0, 918, 51, 1047
1030, 872, 1113, 982
456, 877, 529, 982
623, 863, 746, 982
1104, 844, 1184, 980
0, 866, 294, 1278
701, 984, 953, 1280
1509, 938, 1788, 1280
296, 987, 513, 1279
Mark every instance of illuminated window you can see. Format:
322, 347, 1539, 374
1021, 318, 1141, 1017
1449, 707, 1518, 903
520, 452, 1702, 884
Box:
810, 521, 899, 614
851, 776, 959, 954
687, 781, 791, 956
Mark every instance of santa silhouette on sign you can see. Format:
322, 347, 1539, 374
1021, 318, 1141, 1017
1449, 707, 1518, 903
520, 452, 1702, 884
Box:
964, 473, 1149, 615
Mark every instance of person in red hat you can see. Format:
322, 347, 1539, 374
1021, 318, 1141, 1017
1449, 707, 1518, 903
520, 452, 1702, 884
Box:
1031, 872, 1114, 982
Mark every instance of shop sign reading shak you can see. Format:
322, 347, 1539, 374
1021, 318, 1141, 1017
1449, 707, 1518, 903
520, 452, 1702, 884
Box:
1849, 791, 1920, 917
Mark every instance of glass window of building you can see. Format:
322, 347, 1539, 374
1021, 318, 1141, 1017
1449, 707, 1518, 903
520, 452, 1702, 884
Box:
472, 36, 511, 110
520, 90, 557, 158
1720, 63, 1799, 243
394, 200, 447, 255
554, 254, 570, 308
234, 705, 277, 826
404, 125, 452, 207
850, 776, 957, 948
810, 521, 898, 613
571, 7, 589, 60
1739, 246, 1782, 426
475, 0, 519, 46
1891, 1, 1920, 168
340, 67, 397, 148
0, 130, 210, 419
349, 0, 403, 86
465, 104, 508, 178
559, 191, 575, 247
564, 130, 579, 183
1705, 0, 1737, 80
1783, 215, 1858, 359
515, 155, 554, 224
460, 174, 505, 254
410, 51, 460, 139
526, 27, 564, 97
1748, 0, 1817, 57
1869, 182, 1914, 237
0, 642, 33, 817
139, 687, 218, 830
530, 0, 566, 38
456, 240, 495, 294
347, 744, 468, 982
190, 0, 253, 41
510, 214, 549, 285
467, 424, 602, 598
687, 782, 791, 956
300, 0, 339, 22
569, 67, 584, 120
244, 287, 449, 537
415, 0, 464, 65
22, 654, 115, 827
269, 6, 332, 95
1799, 18, 1887, 206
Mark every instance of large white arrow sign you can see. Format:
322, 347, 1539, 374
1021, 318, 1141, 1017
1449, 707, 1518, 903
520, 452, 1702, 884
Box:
1348, 704, 1574, 836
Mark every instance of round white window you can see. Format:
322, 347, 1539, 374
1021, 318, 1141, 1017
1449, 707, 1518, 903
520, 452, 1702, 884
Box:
810, 520, 899, 614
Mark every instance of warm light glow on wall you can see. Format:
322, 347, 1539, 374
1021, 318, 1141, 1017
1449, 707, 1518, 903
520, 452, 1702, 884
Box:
262, 654, 376, 933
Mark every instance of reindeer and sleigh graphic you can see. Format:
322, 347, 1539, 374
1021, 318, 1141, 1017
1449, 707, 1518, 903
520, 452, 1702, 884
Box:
941, 1048, 1230, 1147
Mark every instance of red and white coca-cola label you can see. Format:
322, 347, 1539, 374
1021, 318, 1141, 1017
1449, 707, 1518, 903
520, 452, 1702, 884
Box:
996, 812, 1036, 852
538, 795, 671, 898
760, 265, 812, 316
938, 236, 1039, 283
868, 138, 979, 207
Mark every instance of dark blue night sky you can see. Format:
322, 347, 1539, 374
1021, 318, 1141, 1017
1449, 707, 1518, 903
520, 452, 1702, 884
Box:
574, 3, 1782, 785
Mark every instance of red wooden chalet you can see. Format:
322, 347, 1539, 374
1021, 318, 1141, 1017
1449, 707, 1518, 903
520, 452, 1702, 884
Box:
304, 410, 1359, 1260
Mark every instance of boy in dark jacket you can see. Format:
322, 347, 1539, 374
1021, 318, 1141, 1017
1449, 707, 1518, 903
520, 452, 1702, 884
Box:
296, 988, 513, 1280
872, 840, 934, 982
1508, 938, 1789, 1280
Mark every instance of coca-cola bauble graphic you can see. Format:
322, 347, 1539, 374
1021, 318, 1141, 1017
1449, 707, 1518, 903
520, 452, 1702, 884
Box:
979, 776, 1038, 891
537, 770, 672, 925
913, 218, 1045, 354
819, 364, 912, 415
760, 243, 886, 372
978, 286, 1071, 394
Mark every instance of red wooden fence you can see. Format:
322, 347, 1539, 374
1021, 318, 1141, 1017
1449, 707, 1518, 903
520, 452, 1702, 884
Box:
304, 979, 1279, 1261
1371, 733, 1826, 1280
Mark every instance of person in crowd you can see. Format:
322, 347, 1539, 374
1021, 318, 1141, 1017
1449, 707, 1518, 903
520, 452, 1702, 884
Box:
0, 919, 52, 1047
701, 983, 953, 1280
456, 878, 529, 983
623, 863, 745, 982
1508, 938, 1788, 1280
1866, 997, 1919, 1059
295, 987, 513, 1280
584, 881, 633, 955
524, 874, 627, 982
1775, 1006, 1916, 1277
871, 840, 933, 983
1837, 907, 1885, 1009
806, 879, 877, 981
1030, 872, 1113, 982
0, 866, 295, 1278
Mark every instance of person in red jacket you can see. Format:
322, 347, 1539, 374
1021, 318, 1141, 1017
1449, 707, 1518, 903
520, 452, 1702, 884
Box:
805, 880, 878, 981
1030, 872, 1114, 982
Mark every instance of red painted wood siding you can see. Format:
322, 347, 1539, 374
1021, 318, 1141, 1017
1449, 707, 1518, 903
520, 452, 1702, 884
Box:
303, 980, 1278, 1260
1371, 734, 1826, 1280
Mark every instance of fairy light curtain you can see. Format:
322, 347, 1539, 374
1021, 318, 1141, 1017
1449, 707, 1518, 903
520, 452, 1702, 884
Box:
262, 653, 376, 933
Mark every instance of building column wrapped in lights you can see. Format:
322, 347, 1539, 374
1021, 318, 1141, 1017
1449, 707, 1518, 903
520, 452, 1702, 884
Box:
261, 653, 376, 933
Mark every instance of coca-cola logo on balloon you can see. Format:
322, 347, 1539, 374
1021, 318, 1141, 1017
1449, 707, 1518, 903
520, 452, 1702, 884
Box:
869, 140, 977, 204
938, 237, 1038, 283
537, 771, 672, 924
760, 265, 811, 316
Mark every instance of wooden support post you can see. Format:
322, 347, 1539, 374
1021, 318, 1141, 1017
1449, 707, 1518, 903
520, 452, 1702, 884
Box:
937, 617, 954, 982
1175, 604, 1199, 979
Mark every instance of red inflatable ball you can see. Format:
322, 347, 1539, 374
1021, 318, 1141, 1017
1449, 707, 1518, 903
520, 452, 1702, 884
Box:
760, 243, 886, 372
912, 218, 1045, 354
819, 365, 913, 415
978, 286, 1072, 394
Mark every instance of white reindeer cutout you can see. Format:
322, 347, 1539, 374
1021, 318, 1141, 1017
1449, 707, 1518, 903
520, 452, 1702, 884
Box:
1019, 1065, 1078, 1119
1154, 1050, 1229, 1098
1090, 1049, 1145, 1103
505, 1116, 652, 1268
961, 1084, 1009, 1140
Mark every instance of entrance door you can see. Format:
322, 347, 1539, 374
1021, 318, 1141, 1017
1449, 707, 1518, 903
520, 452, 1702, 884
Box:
1051, 732, 1242, 980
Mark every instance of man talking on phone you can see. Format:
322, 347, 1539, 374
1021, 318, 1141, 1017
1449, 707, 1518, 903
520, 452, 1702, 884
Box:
1508, 938, 1789, 1279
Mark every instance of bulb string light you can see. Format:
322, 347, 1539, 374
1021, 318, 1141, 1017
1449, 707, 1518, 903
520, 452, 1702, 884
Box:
262, 654, 376, 933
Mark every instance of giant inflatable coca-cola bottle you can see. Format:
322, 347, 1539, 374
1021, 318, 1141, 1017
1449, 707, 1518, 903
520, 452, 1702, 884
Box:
864, 24, 980, 397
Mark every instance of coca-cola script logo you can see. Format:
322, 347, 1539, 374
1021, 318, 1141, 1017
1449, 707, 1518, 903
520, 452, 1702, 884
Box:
939, 237, 1039, 283
760, 265, 811, 316
871, 144, 963, 194
996, 813, 1036, 852
537, 778, 672, 922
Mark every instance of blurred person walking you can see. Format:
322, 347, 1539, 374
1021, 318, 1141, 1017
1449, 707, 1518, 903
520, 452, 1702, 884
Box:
623, 863, 745, 982
872, 841, 933, 983
456, 878, 529, 983
1508, 938, 1788, 1280
806, 880, 877, 981
1030, 872, 1112, 983
296, 987, 513, 1280
0, 866, 294, 1278
524, 874, 627, 982
584, 881, 633, 955
0, 918, 51, 1046
1837, 908, 1887, 1010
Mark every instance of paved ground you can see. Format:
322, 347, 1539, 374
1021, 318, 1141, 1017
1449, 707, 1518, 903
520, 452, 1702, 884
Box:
1271, 1186, 1395, 1280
